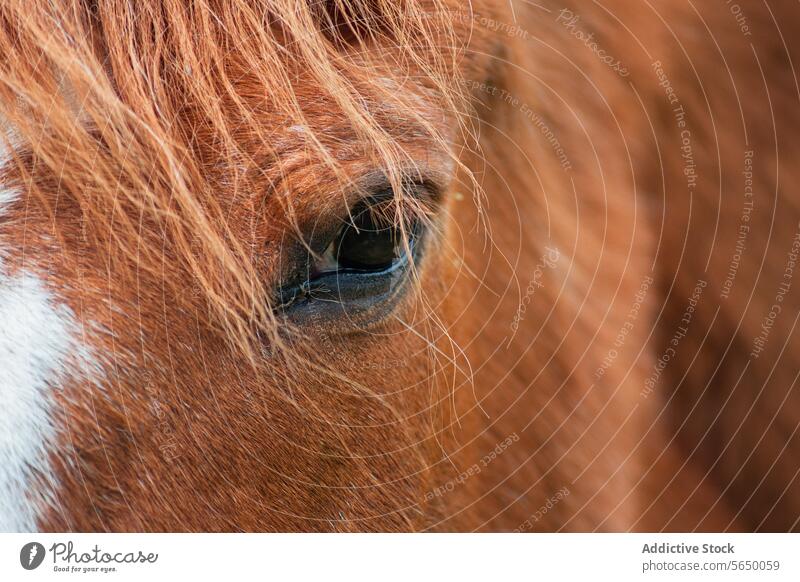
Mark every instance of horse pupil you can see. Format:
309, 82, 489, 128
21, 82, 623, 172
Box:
336, 213, 399, 271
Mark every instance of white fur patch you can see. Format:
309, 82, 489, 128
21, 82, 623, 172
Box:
0, 132, 89, 531
0, 188, 16, 212
0, 261, 81, 532
0, 115, 103, 533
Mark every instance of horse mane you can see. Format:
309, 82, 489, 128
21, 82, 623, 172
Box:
0, 0, 468, 359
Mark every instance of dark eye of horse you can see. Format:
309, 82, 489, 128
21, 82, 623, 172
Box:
333, 210, 399, 271
274, 199, 422, 322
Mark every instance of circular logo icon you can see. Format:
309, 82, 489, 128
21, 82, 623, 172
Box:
20, 542, 46, 570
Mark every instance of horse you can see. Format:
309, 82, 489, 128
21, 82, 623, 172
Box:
0, 0, 798, 532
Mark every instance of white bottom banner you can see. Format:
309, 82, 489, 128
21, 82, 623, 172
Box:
1, 534, 797, 581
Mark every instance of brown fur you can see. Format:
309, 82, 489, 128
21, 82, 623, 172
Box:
0, 0, 798, 531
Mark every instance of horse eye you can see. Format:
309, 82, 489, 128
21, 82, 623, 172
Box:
334, 211, 399, 271
274, 196, 424, 323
